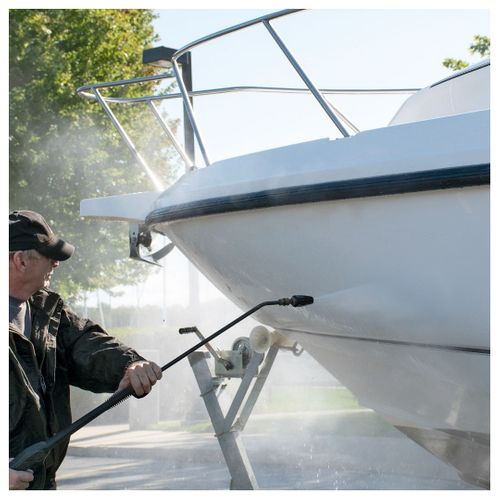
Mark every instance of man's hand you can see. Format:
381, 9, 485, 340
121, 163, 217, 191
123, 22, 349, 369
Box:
117, 360, 162, 397
9, 467, 34, 490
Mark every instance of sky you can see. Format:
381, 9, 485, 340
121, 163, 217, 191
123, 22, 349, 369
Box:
94, 6, 491, 311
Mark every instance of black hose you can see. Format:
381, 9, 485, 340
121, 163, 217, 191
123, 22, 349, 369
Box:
10, 295, 313, 471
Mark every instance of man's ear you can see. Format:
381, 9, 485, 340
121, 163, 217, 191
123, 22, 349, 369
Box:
11, 251, 28, 272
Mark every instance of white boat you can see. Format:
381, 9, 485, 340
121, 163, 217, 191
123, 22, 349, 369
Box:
79, 10, 490, 488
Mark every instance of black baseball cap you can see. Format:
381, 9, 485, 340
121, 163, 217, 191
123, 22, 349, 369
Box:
9, 210, 75, 261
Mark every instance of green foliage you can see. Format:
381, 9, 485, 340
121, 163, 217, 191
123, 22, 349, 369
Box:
150, 406, 400, 437
470, 34, 490, 57
443, 34, 490, 71
442, 58, 469, 71
9, 10, 179, 300
256, 386, 361, 413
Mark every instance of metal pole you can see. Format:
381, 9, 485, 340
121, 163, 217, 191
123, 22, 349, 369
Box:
92, 88, 164, 191
177, 52, 201, 308
181, 52, 195, 168
172, 59, 211, 167
147, 101, 194, 168
224, 352, 265, 428
236, 344, 279, 429
262, 19, 350, 138
189, 352, 258, 489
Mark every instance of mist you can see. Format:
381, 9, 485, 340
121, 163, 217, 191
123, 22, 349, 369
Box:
68, 256, 339, 426
59, 253, 473, 490
14, 104, 473, 490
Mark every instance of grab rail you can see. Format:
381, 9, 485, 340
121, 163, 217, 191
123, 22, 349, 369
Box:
77, 84, 419, 104
171, 9, 346, 166
77, 9, 420, 188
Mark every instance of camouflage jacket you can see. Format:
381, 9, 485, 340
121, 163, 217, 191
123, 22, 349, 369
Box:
9, 288, 144, 489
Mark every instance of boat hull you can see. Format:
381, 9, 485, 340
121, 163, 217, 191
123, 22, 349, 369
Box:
155, 185, 489, 351
77, 22, 490, 485
154, 184, 489, 485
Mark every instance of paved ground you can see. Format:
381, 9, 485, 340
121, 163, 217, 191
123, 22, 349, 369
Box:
57, 412, 479, 490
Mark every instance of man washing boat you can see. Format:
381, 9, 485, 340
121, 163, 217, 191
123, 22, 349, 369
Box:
8, 210, 163, 489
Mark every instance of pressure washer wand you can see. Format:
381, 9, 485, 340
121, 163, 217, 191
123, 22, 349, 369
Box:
10, 295, 313, 472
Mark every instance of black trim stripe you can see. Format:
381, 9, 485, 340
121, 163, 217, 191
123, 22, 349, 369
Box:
430, 60, 490, 88
282, 328, 490, 355
146, 164, 490, 225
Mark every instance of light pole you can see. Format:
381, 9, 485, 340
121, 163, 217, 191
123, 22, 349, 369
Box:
142, 46, 195, 168
143, 46, 199, 310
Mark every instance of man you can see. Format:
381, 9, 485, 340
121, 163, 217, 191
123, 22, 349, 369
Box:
9, 210, 162, 489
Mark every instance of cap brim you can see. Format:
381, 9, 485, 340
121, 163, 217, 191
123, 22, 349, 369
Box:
38, 238, 75, 261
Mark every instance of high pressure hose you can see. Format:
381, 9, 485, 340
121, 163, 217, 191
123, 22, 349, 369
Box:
10, 295, 313, 472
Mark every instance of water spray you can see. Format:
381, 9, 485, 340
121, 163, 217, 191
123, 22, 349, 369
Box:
10, 295, 313, 472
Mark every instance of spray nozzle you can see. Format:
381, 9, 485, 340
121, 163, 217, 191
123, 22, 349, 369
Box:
278, 295, 314, 307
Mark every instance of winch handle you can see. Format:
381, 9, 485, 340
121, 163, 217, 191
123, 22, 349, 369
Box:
9, 295, 313, 472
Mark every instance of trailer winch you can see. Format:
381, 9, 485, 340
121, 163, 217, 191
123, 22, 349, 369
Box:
184, 322, 306, 489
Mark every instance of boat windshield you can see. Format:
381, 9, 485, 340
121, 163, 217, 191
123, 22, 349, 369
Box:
389, 60, 490, 126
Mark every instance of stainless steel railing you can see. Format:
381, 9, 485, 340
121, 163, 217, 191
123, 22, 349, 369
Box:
77, 9, 419, 190
170, 9, 347, 166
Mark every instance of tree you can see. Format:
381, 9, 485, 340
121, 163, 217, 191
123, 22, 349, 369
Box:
9, 10, 180, 299
443, 35, 490, 71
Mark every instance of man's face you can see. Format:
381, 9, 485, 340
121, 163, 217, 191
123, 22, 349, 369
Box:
26, 252, 60, 290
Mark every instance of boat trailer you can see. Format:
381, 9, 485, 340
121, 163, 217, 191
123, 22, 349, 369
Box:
184, 325, 303, 489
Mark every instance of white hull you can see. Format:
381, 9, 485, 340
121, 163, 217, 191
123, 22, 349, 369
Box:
147, 110, 489, 485
79, 46, 490, 486
157, 186, 489, 432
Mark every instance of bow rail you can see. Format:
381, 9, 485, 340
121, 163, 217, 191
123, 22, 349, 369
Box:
77, 9, 419, 189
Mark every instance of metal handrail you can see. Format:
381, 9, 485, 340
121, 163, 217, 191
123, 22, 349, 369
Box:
77, 84, 420, 105
77, 9, 421, 187
147, 100, 194, 168
79, 81, 418, 179
171, 8, 345, 166
91, 87, 164, 191
261, 18, 349, 138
